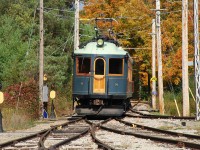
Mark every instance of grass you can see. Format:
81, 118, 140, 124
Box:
163, 89, 196, 116
1, 90, 73, 131
163, 91, 182, 116
2, 108, 35, 131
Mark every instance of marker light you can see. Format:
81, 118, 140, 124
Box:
0, 92, 4, 104
43, 74, 47, 81
97, 39, 104, 47
50, 90, 56, 99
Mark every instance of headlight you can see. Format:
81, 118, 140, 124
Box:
43, 74, 47, 81
97, 39, 104, 47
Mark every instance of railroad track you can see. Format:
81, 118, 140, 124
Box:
129, 101, 195, 120
1, 117, 200, 149
100, 118, 200, 149
0, 102, 199, 149
126, 108, 195, 120
0, 116, 114, 150
0, 116, 87, 149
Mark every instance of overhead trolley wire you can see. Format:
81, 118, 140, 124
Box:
43, 7, 75, 13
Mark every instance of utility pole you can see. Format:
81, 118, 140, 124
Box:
151, 19, 157, 109
182, 0, 190, 116
39, 0, 44, 118
194, 0, 200, 120
74, 0, 80, 51
156, 0, 164, 114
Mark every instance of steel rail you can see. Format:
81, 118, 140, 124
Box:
130, 100, 141, 108
38, 129, 51, 148
85, 118, 112, 126
53, 116, 85, 128
38, 116, 85, 149
125, 113, 157, 118
116, 119, 200, 139
100, 125, 200, 149
0, 116, 85, 149
0, 129, 48, 148
48, 127, 90, 150
40, 117, 112, 149
129, 108, 195, 120
90, 126, 115, 150
85, 118, 115, 150
48, 118, 114, 150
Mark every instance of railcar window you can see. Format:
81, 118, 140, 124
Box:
109, 58, 123, 75
95, 59, 104, 75
77, 57, 91, 74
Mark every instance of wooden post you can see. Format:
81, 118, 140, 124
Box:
194, 0, 200, 120
74, 0, 79, 51
182, 0, 190, 116
156, 0, 164, 114
151, 19, 157, 109
39, 0, 44, 118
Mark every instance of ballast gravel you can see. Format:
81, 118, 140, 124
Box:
0, 119, 68, 144
59, 134, 100, 150
96, 130, 176, 150
123, 116, 200, 135
0, 115, 199, 149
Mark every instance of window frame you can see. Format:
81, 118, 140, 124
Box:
108, 58, 124, 76
76, 57, 91, 76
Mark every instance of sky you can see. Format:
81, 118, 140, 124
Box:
80, 2, 84, 10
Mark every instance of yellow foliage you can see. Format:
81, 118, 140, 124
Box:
174, 78, 181, 85
139, 71, 148, 86
140, 64, 146, 71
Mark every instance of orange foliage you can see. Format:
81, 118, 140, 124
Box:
82, 0, 195, 86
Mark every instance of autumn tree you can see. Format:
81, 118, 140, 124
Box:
81, 0, 153, 98
161, 1, 194, 86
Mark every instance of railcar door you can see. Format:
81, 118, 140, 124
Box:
93, 58, 106, 93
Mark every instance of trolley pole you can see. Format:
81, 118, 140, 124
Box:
151, 19, 157, 109
74, 0, 80, 51
39, 0, 44, 118
194, 0, 200, 120
182, 0, 190, 116
156, 0, 164, 114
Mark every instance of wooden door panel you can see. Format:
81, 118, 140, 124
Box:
93, 75, 105, 93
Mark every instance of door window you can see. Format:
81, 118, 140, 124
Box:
95, 59, 104, 75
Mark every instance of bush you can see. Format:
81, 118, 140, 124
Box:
3, 79, 39, 118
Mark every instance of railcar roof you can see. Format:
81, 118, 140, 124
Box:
74, 42, 127, 55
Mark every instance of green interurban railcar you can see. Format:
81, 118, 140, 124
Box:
72, 38, 134, 116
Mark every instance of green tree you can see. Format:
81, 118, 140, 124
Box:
0, 0, 75, 89
0, 16, 29, 87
